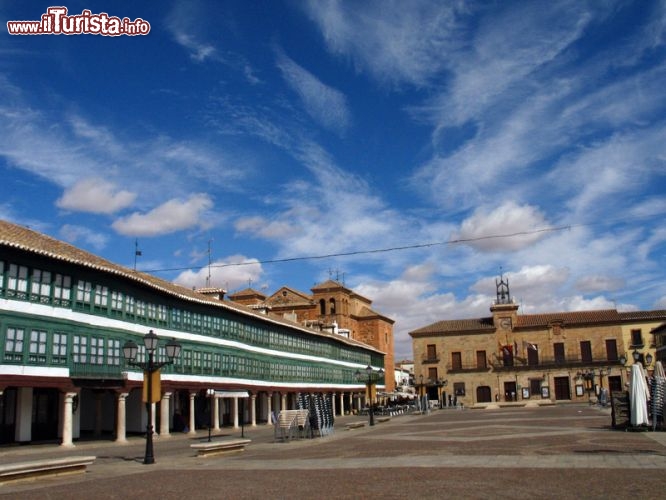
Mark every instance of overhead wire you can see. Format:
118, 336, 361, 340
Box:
142, 224, 572, 274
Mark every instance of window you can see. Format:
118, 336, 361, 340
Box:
203, 352, 212, 372
146, 303, 156, 321
630, 329, 643, 347
428, 367, 438, 380
52, 332, 68, 363
90, 336, 105, 364
28, 329, 47, 363
453, 382, 465, 396
107, 338, 120, 366
527, 345, 539, 366
72, 335, 88, 363
111, 291, 124, 314
125, 296, 135, 318
4, 327, 25, 361
75, 281, 92, 306
605, 339, 618, 361
31, 269, 51, 303
134, 300, 146, 319
7, 264, 28, 299
93, 285, 109, 310
451, 352, 462, 370
426, 344, 437, 361
554, 342, 565, 363
53, 274, 72, 306
319, 299, 326, 315
476, 350, 487, 369
580, 341, 592, 363
329, 298, 336, 315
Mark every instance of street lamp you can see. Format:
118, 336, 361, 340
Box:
355, 365, 384, 426
206, 388, 215, 442
123, 330, 181, 464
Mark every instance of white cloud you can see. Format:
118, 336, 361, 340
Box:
575, 275, 624, 294
302, 0, 463, 87
276, 52, 351, 133
59, 224, 108, 251
453, 202, 550, 252
112, 194, 214, 237
173, 255, 263, 291
56, 178, 136, 214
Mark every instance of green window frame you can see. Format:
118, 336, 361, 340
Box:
75, 280, 92, 307
52, 332, 68, 364
72, 334, 88, 363
30, 269, 51, 303
4, 327, 25, 361
7, 264, 29, 299
28, 329, 48, 363
53, 274, 72, 306
107, 338, 120, 366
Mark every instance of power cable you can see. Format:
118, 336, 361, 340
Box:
142, 224, 571, 274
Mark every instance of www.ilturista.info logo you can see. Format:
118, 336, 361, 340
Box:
7, 6, 150, 36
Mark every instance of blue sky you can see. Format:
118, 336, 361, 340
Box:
2, 1, 666, 358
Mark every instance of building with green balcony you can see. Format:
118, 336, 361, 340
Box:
0, 220, 384, 445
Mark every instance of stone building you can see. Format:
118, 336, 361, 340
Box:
228, 280, 396, 392
410, 275, 666, 407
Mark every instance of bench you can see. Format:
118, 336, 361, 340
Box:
0, 456, 96, 485
190, 439, 251, 457
345, 422, 365, 430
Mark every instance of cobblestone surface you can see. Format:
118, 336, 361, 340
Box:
2, 404, 665, 499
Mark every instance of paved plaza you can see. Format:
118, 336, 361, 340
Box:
1, 404, 665, 499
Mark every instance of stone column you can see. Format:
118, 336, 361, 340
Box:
188, 392, 197, 435
160, 392, 172, 437
115, 392, 129, 443
213, 395, 221, 431
61, 392, 77, 447
266, 392, 273, 425
281, 393, 287, 411
251, 393, 257, 426
339, 392, 345, 415
331, 392, 337, 416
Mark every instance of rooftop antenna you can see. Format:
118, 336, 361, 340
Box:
134, 239, 142, 271
205, 238, 212, 287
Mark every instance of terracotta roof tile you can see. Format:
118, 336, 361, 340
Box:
410, 317, 495, 335
618, 310, 666, 321
517, 310, 621, 328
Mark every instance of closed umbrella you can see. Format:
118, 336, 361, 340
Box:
651, 361, 666, 430
630, 364, 650, 426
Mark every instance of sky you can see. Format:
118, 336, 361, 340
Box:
2, 1, 666, 359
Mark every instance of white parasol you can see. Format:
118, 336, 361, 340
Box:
630, 363, 650, 426
651, 361, 666, 430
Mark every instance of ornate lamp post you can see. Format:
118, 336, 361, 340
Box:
123, 330, 181, 464
206, 388, 215, 442
355, 365, 384, 426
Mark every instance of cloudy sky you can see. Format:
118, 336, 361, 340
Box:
2, 1, 666, 358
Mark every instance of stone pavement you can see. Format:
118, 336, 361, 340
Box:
1, 404, 665, 499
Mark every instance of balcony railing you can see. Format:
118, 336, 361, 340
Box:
486, 355, 623, 372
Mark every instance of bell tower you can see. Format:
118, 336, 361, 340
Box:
491, 273, 519, 330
